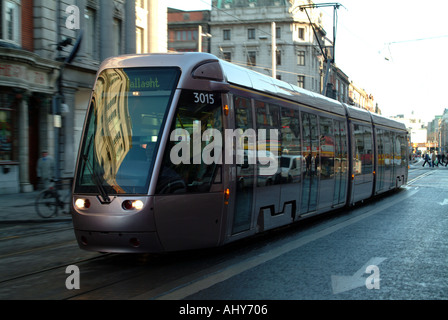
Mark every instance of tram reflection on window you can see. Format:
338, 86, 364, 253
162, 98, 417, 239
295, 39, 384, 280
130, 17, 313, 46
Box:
75, 67, 181, 195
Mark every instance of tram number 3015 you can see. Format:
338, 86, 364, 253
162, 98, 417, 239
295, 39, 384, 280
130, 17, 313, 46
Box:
193, 92, 215, 105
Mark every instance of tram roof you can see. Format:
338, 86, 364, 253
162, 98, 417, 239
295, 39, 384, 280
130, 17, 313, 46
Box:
219, 59, 346, 116
97, 53, 406, 132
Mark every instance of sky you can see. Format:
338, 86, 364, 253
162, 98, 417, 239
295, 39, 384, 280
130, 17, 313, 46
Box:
165, 0, 448, 123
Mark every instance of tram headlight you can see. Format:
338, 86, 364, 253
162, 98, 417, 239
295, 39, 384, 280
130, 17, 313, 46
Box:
75, 198, 90, 209
122, 200, 144, 211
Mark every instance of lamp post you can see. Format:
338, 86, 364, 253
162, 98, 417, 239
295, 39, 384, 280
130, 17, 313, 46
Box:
198, 25, 212, 52
53, 30, 83, 180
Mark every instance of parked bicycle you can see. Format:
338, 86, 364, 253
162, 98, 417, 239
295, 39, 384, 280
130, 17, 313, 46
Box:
35, 179, 72, 218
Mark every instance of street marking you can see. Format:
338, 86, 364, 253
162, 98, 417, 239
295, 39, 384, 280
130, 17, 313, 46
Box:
438, 199, 448, 205
407, 171, 434, 185
135, 188, 418, 300
331, 257, 386, 294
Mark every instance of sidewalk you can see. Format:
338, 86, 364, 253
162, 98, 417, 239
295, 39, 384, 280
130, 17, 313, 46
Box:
0, 190, 72, 224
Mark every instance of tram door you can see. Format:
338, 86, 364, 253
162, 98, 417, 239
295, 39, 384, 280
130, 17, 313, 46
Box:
333, 120, 348, 205
301, 112, 319, 214
232, 96, 255, 234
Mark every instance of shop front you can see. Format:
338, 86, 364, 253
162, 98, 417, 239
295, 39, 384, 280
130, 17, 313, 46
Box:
0, 47, 60, 194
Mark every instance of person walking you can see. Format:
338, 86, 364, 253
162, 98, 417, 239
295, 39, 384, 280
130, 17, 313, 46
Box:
422, 151, 431, 167
431, 151, 437, 168
37, 150, 54, 189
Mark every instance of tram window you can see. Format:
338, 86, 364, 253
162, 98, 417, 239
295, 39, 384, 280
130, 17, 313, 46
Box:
376, 129, 385, 191
399, 134, 407, 166
353, 124, 373, 181
333, 119, 347, 205
353, 124, 363, 176
155, 90, 223, 194
280, 108, 301, 184
255, 101, 280, 186
364, 126, 373, 174
395, 134, 403, 166
319, 116, 334, 180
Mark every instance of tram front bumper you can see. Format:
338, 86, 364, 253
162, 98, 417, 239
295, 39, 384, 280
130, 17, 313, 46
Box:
74, 229, 163, 253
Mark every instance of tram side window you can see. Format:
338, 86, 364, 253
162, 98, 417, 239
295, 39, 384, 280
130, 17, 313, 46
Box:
319, 116, 334, 180
376, 129, 385, 191
255, 101, 280, 186
155, 90, 223, 194
395, 134, 405, 166
353, 124, 373, 181
280, 108, 301, 184
399, 134, 407, 167
364, 126, 373, 174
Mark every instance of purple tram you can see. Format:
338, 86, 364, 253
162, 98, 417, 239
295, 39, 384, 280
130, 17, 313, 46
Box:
71, 53, 408, 253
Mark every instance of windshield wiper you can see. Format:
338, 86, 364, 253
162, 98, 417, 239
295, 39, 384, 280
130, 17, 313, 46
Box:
81, 153, 111, 204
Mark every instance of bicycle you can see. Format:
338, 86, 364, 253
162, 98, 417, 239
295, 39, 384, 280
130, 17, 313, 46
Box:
35, 179, 72, 218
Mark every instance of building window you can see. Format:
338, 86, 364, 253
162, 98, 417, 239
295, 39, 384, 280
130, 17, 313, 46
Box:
223, 52, 231, 62
247, 51, 256, 66
276, 27, 281, 39
112, 18, 122, 56
0, 0, 21, 45
248, 28, 255, 40
84, 8, 96, 58
297, 51, 305, 66
298, 75, 305, 88
136, 27, 144, 53
223, 29, 231, 40
276, 50, 281, 66
298, 27, 305, 40
175, 30, 198, 41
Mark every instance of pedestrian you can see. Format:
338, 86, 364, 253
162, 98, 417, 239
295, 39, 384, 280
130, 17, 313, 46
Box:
437, 151, 442, 166
431, 151, 437, 168
37, 150, 54, 189
422, 151, 431, 167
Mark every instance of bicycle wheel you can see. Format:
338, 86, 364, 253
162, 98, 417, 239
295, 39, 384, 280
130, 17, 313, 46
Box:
35, 190, 58, 218
60, 191, 72, 215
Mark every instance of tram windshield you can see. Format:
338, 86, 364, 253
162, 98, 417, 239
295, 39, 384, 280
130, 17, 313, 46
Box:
74, 67, 181, 195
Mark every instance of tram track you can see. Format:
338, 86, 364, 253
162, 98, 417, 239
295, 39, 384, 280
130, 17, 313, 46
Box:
0, 252, 113, 285
0, 226, 74, 242
0, 239, 77, 259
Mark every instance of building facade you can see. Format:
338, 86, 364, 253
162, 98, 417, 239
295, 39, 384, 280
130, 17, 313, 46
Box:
349, 81, 376, 113
209, 0, 325, 93
0, 0, 61, 193
426, 110, 448, 154
168, 8, 211, 53
326, 64, 349, 104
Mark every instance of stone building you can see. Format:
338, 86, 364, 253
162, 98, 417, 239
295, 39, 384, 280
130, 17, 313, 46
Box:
209, 0, 326, 93
168, 8, 211, 53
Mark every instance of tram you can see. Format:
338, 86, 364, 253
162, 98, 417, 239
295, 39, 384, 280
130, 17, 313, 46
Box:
71, 52, 408, 253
